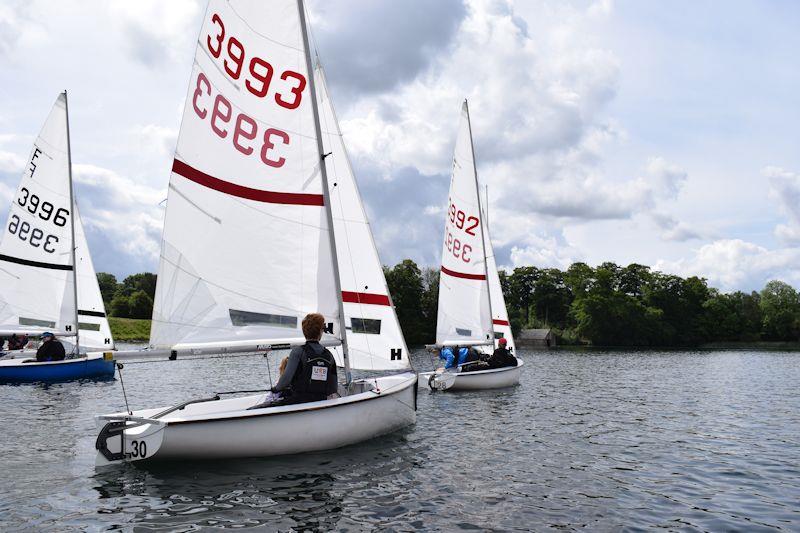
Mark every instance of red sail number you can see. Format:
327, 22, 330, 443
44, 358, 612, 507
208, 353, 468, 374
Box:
192, 72, 289, 168
206, 13, 307, 109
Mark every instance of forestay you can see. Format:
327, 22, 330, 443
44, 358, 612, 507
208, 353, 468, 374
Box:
316, 62, 410, 370
0, 94, 76, 337
483, 205, 515, 352
150, 0, 342, 350
436, 101, 493, 347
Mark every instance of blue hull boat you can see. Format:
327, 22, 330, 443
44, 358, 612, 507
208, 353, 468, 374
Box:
0, 354, 115, 383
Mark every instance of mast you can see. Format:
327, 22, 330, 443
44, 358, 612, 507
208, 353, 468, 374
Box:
63, 90, 80, 355
297, 0, 352, 384
464, 99, 495, 345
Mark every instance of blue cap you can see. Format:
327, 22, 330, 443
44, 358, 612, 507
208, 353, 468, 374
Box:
41, 332, 54, 338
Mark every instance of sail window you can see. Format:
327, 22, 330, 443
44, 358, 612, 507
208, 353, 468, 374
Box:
494, 331, 505, 339
19, 317, 56, 328
229, 309, 296, 328
351, 318, 381, 334
456, 328, 472, 336
78, 322, 101, 331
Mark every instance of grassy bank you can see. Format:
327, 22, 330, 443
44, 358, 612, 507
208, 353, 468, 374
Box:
108, 317, 151, 342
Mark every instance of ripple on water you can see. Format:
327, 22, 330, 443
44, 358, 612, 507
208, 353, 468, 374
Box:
1, 350, 800, 530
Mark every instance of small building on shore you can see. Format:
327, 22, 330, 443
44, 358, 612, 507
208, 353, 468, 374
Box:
517, 328, 556, 349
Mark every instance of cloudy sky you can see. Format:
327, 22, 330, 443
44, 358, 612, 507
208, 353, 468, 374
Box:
0, 0, 798, 292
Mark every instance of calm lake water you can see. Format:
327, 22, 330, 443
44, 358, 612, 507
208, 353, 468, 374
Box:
1, 349, 798, 531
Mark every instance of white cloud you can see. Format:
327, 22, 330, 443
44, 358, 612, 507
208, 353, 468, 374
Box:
656, 239, 800, 292
766, 166, 800, 245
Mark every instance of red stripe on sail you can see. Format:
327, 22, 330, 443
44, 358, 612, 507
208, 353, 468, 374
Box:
493, 319, 510, 326
172, 159, 324, 206
441, 265, 486, 281
341, 291, 391, 306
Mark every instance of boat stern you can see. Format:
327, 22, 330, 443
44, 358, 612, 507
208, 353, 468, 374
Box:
94, 414, 166, 466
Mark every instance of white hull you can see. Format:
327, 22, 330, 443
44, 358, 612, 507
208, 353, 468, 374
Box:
95, 372, 417, 465
421, 359, 523, 391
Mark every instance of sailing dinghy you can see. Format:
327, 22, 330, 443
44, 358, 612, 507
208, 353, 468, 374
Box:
94, 0, 416, 465
0, 92, 115, 382
422, 101, 522, 391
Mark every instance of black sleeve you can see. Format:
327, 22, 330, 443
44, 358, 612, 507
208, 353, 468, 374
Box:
272, 346, 303, 392
326, 350, 339, 395
56, 343, 66, 358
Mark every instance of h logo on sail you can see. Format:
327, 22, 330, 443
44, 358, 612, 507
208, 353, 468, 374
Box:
324, 322, 334, 335
390, 348, 402, 361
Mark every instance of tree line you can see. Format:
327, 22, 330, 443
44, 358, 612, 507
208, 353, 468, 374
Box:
99, 260, 800, 346
97, 272, 156, 319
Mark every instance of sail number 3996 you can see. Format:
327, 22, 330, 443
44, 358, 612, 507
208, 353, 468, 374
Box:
6, 186, 69, 254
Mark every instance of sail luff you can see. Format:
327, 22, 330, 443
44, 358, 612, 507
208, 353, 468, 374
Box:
297, 0, 351, 384
464, 100, 495, 342
64, 90, 80, 354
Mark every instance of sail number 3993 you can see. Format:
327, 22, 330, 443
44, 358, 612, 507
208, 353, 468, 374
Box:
192, 13, 308, 168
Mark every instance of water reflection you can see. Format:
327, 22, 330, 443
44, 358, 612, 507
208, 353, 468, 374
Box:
92, 428, 421, 531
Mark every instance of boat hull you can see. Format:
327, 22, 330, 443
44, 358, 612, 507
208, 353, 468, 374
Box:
95, 372, 417, 465
421, 359, 523, 391
0, 352, 115, 383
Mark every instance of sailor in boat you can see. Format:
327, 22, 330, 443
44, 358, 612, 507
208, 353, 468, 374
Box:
483, 337, 518, 369
33, 332, 66, 362
8, 334, 29, 351
438, 345, 482, 371
267, 313, 339, 406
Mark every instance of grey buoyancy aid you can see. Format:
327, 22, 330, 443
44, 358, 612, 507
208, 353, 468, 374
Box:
290, 343, 337, 399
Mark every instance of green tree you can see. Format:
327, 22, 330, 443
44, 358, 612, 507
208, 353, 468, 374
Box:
96, 273, 118, 307
127, 290, 154, 319
120, 273, 157, 299
384, 260, 427, 346
110, 294, 131, 318
508, 266, 538, 325
760, 280, 800, 340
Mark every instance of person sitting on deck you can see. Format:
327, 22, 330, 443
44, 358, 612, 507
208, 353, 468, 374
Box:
485, 337, 517, 369
8, 334, 28, 351
270, 313, 339, 405
35, 332, 66, 362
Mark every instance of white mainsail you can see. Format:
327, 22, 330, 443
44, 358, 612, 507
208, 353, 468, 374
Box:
483, 205, 516, 352
150, 0, 342, 351
316, 62, 410, 370
0, 94, 77, 337
0, 93, 113, 350
436, 101, 493, 347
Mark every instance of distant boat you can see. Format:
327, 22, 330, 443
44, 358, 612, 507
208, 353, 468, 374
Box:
0, 92, 115, 383
94, 0, 416, 465
423, 101, 522, 391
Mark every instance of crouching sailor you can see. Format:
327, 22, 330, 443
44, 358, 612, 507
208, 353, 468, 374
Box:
271, 313, 339, 405
438, 345, 481, 371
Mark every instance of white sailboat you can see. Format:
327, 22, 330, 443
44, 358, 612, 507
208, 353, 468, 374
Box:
423, 101, 522, 391
94, 0, 416, 465
0, 93, 115, 382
